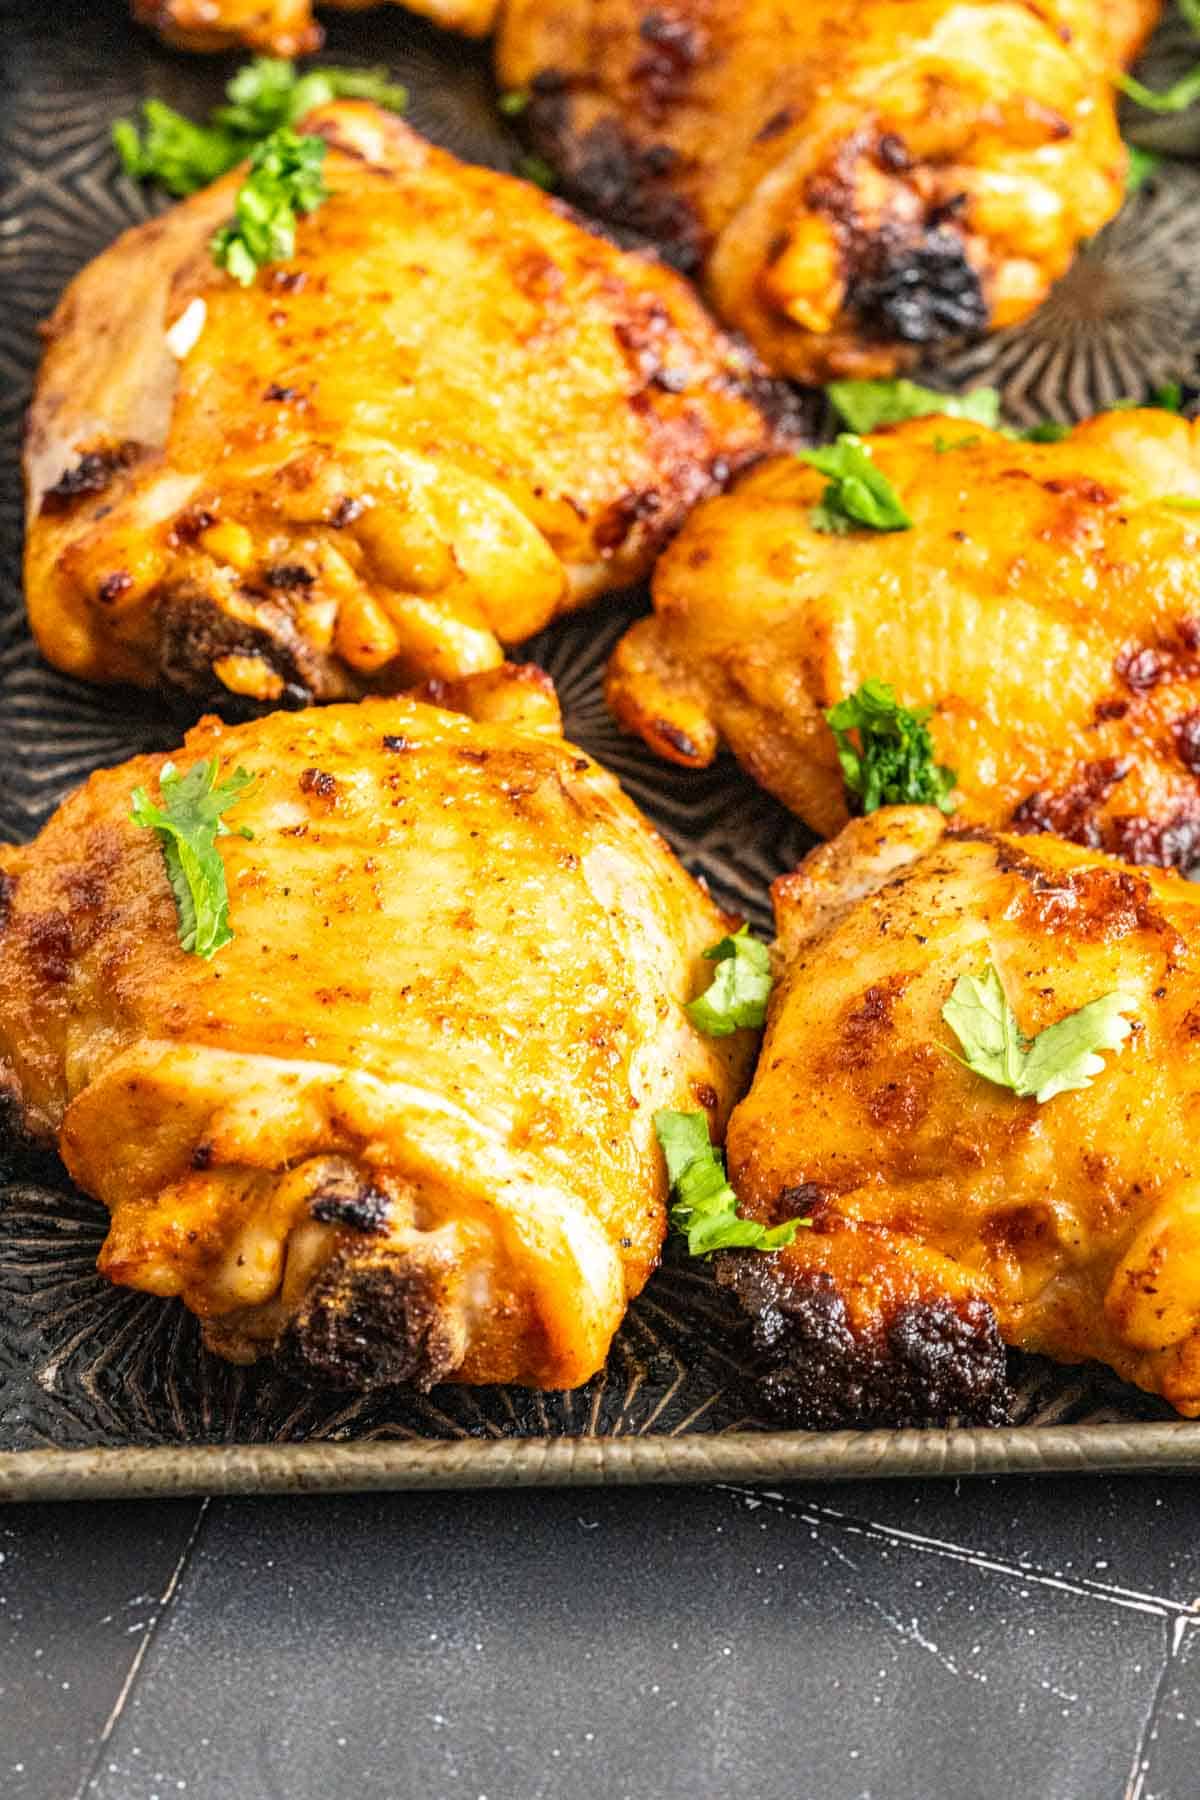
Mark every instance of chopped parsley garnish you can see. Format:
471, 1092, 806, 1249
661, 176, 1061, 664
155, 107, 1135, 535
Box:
1118, 1, 1200, 114
498, 89, 530, 116
826, 378, 1000, 434
1020, 420, 1073, 443
114, 55, 406, 197
800, 435, 912, 534
1118, 64, 1200, 115
942, 962, 1137, 1104
1126, 144, 1162, 192
211, 129, 329, 285
654, 1111, 808, 1256
685, 925, 773, 1036
130, 758, 256, 960
932, 432, 981, 454
518, 152, 558, 191
825, 680, 957, 815
113, 102, 246, 198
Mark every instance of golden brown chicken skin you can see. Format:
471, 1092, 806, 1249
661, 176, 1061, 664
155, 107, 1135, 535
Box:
719, 808, 1200, 1425
608, 410, 1200, 869
0, 668, 752, 1391
133, 0, 498, 54
497, 0, 1160, 383
25, 104, 791, 707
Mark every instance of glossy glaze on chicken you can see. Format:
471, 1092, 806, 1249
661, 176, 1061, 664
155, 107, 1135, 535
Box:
0, 668, 753, 1389
497, 0, 1159, 382
25, 104, 792, 706
609, 410, 1200, 868
133, 0, 499, 53
719, 808, 1200, 1424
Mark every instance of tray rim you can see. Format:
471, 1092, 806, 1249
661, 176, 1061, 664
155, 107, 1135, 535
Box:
4, 1422, 1200, 1503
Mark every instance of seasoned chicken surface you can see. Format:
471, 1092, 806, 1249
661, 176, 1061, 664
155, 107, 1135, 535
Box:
133, 0, 498, 54
26, 104, 790, 706
719, 809, 1200, 1424
0, 668, 752, 1389
497, 0, 1160, 382
608, 410, 1200, 869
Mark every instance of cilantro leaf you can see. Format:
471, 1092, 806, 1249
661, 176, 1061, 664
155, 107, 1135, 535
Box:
1021, 420, 1073, 443
211, 128, 329, 285
114, 56, 406, 199
113, 101, 244, 197
801, 436, 912, 534
518, 152, 558, 191
1126, 144, 1162, 192
654, 1111, 808, 1256
942, 962, 1136, 1104
685, 925, 772, 1036
130, 759, 256, 960
826, 379, 1000, 435
825, 679, 957, 815
218, 57, 408, 135
1118, 64, 1200, 116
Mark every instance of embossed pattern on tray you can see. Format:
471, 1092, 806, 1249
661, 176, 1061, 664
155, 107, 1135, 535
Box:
0, 0, 1195, 1488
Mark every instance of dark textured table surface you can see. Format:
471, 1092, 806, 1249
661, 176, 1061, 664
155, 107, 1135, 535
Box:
2, 1475, 1200, 1800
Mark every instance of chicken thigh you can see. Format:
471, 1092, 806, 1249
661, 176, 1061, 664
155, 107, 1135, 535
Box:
133, 0, 497, 54
608, 410, 1200, 868
26, 103, 791, 705
497, 0, 1160, 383
0, 667, 752, 1390
720, 808, 1200, 1424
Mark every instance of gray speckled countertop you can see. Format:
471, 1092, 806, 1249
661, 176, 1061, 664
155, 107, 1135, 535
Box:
3, 1475, 1200, 1799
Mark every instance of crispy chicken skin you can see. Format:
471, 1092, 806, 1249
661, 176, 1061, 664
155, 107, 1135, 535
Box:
0, 667, 752, 1390
496, 0, 1159, 383
719, 808, 1200, 1424
25, 104, 790, 706
133, 0, 498, 53
608, 410, 1200, 870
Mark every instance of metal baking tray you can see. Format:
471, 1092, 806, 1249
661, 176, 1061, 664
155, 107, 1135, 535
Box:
4, 0, 1200, 1501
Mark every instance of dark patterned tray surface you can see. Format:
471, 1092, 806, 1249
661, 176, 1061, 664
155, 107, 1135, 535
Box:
0, 0, 1196, 1481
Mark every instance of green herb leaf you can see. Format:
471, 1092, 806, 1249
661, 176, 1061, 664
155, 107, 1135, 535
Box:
826, 378, 1000, 434
1118, 65, 1200, 116
825, 679, 957, 815
218, 57, 408, 136
1020, 420, 1073, 443
1126, 143, 1162, 192
114, 55, 406, 199
130, 759, 256, 960
685, 925, 772, 1036
932, 432, 981, 454
518, 152, 557, 191
498, 88, 530, 116
942, 962, 1136, 1104
211, 128, 329, 285
113, 101, 245, 197
801, 435, 912, 534
654, 1111, 808, 1256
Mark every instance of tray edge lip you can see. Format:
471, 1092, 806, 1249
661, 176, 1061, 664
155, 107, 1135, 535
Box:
4, 1421, 1200, 1502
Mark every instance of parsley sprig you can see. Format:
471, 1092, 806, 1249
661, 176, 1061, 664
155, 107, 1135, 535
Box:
211, 129, 329, 285
826, 379, 1000, 435
1117, 0, 1200, 114
654, 1111, 808, 1256
825, 680, 957, 815
800, 435, 911, 534
130, 759, 256, 960
685, 925, 772, 1036
115, 55, 407, 197
942, 962, 1137, 1104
